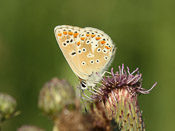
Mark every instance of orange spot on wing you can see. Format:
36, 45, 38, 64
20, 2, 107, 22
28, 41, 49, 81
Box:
58, 33, 62, 36
81, 37, 85, 40
63, 31, 67, 35
77, 41, 80, 46
91, 34, 96, 38
68, 32, 73, 35
74, 33, 78, 38
101, 40, 106, 44
96, 37, 101, 40
86, 34, 90, 37
105, 46, 111, 50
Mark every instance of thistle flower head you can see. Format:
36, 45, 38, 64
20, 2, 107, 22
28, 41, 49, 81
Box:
91, 64, 157, 130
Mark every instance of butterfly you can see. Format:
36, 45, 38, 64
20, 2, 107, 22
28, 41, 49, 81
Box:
54, 25, 116, 91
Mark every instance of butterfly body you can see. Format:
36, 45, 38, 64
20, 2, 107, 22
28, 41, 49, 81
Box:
54, 25, 116, 90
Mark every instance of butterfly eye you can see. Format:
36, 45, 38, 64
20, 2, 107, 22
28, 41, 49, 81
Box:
81, 81, 87, 90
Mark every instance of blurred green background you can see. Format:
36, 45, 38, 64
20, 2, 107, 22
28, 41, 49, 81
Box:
0, 0, 174, 130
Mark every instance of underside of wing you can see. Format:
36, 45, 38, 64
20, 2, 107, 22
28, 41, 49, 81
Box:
54, 25, 89, 80
54, 25, 116, 81
75, 27, 116, 76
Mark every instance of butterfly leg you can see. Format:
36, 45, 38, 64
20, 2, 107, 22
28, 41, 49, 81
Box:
81, 90, 94, 101
90, 86, 103, 95
95, 71, 112, 81
101, 71, 112, 77
80, 91, 88, 113
93, 81, 105, 89
88, 87, 100, 95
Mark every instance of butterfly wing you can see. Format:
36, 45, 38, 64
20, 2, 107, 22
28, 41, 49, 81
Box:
54, 25, 89, 80
75, 27, 116, 82
54, 25, 116, 83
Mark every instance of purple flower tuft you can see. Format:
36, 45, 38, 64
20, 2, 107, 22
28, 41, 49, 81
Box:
90, 64, 157, 130
92, 64, 157, 100
107, 64, 155, 93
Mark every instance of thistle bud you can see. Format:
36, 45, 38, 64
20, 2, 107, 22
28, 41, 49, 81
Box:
17, 125, 45, 131
38, 78, 75, 119
0, 92, 19, 123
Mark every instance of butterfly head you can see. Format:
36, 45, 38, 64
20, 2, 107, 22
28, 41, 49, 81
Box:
80, 81, 88, 90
